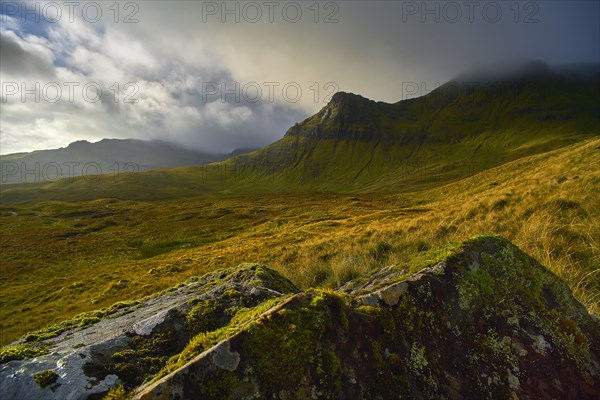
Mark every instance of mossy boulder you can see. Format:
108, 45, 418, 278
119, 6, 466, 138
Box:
0, 263, 297, 400
135, 236, 599, 400
2, 237, 599, 400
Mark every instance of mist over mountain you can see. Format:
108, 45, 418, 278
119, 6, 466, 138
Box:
452, 60, 599, 83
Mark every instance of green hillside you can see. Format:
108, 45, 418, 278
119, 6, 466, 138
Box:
228, 64, 599, 192
2, 63, 598, 203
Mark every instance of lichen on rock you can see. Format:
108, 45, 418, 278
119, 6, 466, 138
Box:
133, 236, 600, 400
0, 263, 297, 400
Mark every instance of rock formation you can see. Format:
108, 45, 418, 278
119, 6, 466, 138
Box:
2, 236, 598, 400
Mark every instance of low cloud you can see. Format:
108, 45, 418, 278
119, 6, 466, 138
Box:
1, 1, 598, 154
0, 12, 307, 154
0, 29, 56, 78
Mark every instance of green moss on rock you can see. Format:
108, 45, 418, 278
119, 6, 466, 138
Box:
0, 342, 50, 364
6, 236, 599, 400
21, 300, 140, 343
244, 297, 332, 394
33, 369, 58, 388
135, 236, 600, 400
102, 385, 131, 400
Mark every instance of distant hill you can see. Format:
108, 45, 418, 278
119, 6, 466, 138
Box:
1, 61, 598, 202
0, 139, 247, 184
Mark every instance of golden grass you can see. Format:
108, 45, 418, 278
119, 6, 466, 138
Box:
0, 138, 598, 346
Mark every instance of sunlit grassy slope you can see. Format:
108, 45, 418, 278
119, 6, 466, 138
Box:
1, 137, 598, 346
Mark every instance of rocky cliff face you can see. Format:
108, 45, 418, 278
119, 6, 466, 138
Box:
1, 236, 599, 400
284, 92, 396, 141
282, 63, 600, 145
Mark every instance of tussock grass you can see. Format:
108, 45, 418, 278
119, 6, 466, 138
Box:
0, 138, 598, 346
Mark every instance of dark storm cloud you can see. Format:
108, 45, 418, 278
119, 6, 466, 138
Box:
1, 0, 598, 154
0, 29, 55, 78
130, 1, 598, 104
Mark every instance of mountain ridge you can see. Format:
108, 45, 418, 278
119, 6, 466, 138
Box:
284, 91, 391, 141
1, 62, 599, 200
0, 139, 255, 184
283, 61, 599, 143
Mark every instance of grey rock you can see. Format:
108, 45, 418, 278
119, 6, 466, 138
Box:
0, 264, 297, 400
377, 282, 408, 306
133, 310, 170, 336
358, 293, 379, 307
211, 341, 240, 371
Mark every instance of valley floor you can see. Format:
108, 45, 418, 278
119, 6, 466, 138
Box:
1, 138, 598, 346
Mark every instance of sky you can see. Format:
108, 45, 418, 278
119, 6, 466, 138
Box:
0, 0, 599, 155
